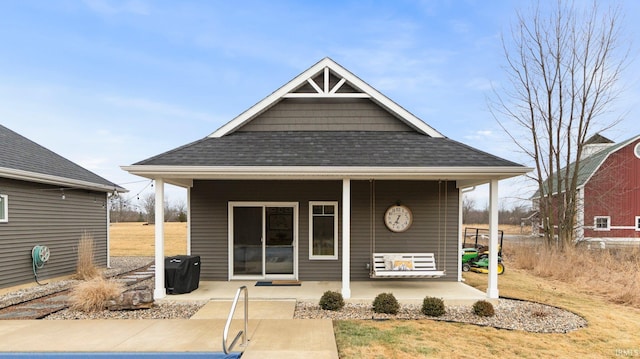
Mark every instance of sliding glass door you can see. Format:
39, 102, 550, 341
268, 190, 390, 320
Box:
230, 203, 297, 279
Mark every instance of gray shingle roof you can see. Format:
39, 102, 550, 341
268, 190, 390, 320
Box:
134, 131, 523, 168
0, 124, 123, 192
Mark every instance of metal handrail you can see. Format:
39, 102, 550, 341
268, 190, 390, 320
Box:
222, 285, 248, 355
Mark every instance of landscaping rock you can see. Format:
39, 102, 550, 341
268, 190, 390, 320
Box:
106, 286, 154, 311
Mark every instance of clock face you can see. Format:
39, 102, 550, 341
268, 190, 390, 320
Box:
384, 205, 413, 233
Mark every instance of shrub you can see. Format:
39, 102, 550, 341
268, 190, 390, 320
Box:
473, 300, 495, 317
75, 231, 100, 280
421, 296, 446, 317
372, 292, 400, 314
69, 277, 124, 312
319, 290, 345, 311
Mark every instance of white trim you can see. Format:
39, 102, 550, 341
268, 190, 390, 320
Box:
341, 179, 351, 299
228, 201, 299, 280
634, 143, 640, 159
0, 194, 8, 223
106, 193, 110, 268
593, 216, 611, 231
209, 58, 444, 138
153, 179, 166, 300
487, 179, 499, 299
636, 216, 640, 231
186, 187, 192, 255
0, 167, 126, 193
308, 201, 339, 260
122, 165, 532, 182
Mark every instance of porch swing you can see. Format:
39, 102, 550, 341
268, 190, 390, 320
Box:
369, 180, 447, 279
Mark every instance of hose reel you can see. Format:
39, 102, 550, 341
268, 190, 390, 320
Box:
32, 245, 50, 285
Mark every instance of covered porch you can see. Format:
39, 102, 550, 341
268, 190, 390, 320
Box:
157, 279, 487, 306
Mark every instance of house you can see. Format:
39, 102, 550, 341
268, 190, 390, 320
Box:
574, 134, 640, 243
0, 124, 125, 289
123, 58, 530, 299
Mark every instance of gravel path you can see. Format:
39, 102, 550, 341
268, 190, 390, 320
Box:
1, 256, 588, 333
0, 257, 153, 310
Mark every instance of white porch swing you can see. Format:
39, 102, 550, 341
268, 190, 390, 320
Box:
369, 180, 448, 279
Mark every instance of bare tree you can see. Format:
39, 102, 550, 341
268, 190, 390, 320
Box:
492, 0, 628, 248
140, 193, 156, 224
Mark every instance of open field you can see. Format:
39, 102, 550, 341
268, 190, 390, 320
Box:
464, 223, 531, 235
110, 222, 187, 256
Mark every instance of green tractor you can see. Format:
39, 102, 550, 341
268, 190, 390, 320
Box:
461, 227, 505, 275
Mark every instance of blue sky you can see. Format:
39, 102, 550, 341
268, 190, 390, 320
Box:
1, 0, 639, 210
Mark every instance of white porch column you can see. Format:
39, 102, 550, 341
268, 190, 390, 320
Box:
154, 178, 166, 300
487, 179, 499, 299
341, 179, 351, 299
186, 187, 191, 255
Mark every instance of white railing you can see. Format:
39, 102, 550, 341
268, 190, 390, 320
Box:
222, 285, 248, 355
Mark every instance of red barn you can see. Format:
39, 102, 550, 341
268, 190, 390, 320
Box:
578, 134, 640, 243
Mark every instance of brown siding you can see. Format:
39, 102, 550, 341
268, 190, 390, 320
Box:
0, 178, 108, 289
191, 179, 458, 282
237, 98, 413, 132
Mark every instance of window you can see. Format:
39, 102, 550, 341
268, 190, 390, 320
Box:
0, 194, 7, 223
594, 216, 610, 231
635, 143, 640, 159
309, 202, 338, 260
636, 216, 640, 231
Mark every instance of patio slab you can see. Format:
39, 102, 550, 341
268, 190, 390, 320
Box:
158, 280, 486, 305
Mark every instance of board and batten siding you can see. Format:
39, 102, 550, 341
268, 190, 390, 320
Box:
237, 98, 413, 132
190, 179, 459, 282
0, 178, 108, 289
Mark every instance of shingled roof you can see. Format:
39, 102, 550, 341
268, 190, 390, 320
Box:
135, 131, 521, 168
124, 58, 530, 184
0, 124, 125, 192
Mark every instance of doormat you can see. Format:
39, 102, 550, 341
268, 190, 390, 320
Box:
255, 280, 302, 286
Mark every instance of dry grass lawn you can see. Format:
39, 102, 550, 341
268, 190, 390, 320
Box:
335, 269, 640, 358
109, 222, 187, 256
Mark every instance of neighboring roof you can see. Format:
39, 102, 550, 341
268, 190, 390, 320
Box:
534, 134, 640, 197
134, 131, 521, 168
210, 57, 444, 138
0, 124, 126, 193
584, 133, 614, 145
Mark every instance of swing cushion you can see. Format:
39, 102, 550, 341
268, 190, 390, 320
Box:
392, 260, 414, 271
372, 253, 445, 278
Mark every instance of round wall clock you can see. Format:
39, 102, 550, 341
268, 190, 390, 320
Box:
384, 204, 413, 233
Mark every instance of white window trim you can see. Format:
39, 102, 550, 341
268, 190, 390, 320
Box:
634, 143, 640, 159
309, 201, 339, 260
636, 216, 640, 231
594, 216, 610, 231
0, 194, 7, 223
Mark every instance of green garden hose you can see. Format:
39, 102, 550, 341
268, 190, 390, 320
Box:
32, 245, 50, 285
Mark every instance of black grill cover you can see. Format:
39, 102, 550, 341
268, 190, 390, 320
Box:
164, 255, 201, 294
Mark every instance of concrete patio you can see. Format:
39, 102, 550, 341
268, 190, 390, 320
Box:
159, 280, 487, 305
